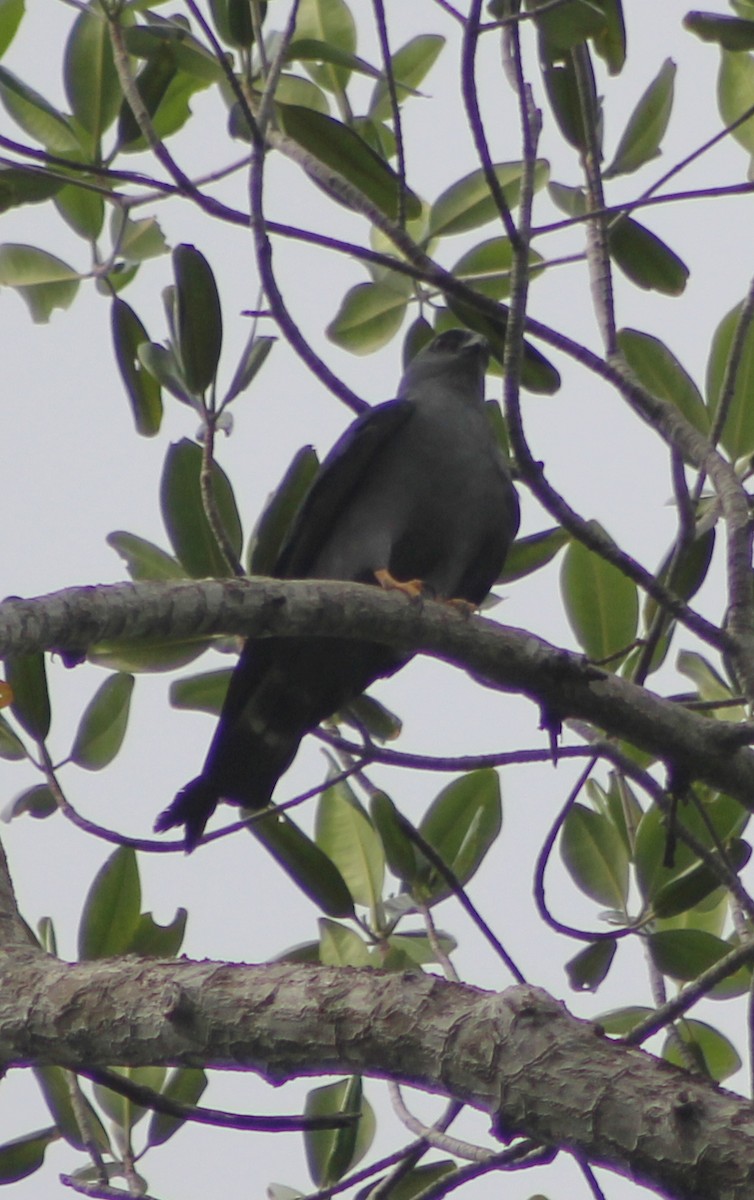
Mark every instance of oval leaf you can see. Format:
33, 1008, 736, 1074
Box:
111, 299, 163, 436
160, 438, 243, 576
706, 299, 754, 458
173, 243, 223, 395
70, 673, 134, 771
560, 802, 629, 908
147, 1068, 207, 1147
78, 846, 141, 960
418, 769, 501, 901
429, 160, 549, 238
5, 653, 50, 740
561, 534, 638, 662
316, 776, 385, 912
606, 58, 675, 177
608, 217, 688, 295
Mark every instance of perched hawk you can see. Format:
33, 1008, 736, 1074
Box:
156, 329, 520, 849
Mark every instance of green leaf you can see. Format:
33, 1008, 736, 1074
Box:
677, 650, 745, 720
273, 72, 330, 114
64, 7, 122, 140
369, 34, 445, 120
94, 1066, 166, 1132
718, 48, 754, 158
387, 929, 457, 966
54, 182, 105, 241
644, 526, 715, 628
248, 446, 319, 575
316, 776, 385, 912
339, 694, 402, 743
123, 23, 223, 85
107, 530, 185, 581
706, 299, 754, 458
606, 58, 675, 177
0, 0, 24, 60
561, 802, 629, 908
566, 939, 617, 991
591, 0, 626, 74
618, 328, 709, 435
70, 673, 134, 771
418, 769, 502, 901
0, 243, 80, 322
648, 929, 751, 992
368, 1163, 456, 1200
499, 527, 569, 583
561, 534, 638, 662
370, 791, 420, 884
251, 809, 355, 918
117, 35, 212, 150
0, 712, 25, 760
0, 1128, 56, 1184
34, 1066, 109, 1153
276, 103, 422, 221
304, 1077, 373, 1186
4, 783, 56, 821
685, 12, 754, 50
147, 1068, 208, 1147
5, 653, 50, 740
0, 64, 82, 152
173, 244, 223, 395
78, 846, 141, 960
286, 39, 379, 84
608, 217, 688, 295
224, 333, 275, 406
653, 840, 751, 918
89, 638, 210, 674
327, 277, 411, 353
111, 299, 163, 436
137, 342, 194, 405
170, 668, 231, 715
129, 908, 187, 957
160, 439, 243, 577
294, 0, 357, 94
452, 237, 543, 301
525, 0, 606, 51
634, 795, 749, 902
118, 215, 168, 264
429, 160, 549, 238
663, 1019, 741, 1081
0, 166, 62, 212
598, 1006, 653, 1036
209, 0, 266, 49
318, 918, 372, 967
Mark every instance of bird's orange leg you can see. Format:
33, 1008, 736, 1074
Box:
374, 567, 425, 599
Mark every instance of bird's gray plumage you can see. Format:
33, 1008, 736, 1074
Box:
155, 329, 520, 849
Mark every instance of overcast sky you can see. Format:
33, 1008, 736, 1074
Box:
0, 3, 751, 1198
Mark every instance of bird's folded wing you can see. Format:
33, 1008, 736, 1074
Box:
276, 398, 413, 578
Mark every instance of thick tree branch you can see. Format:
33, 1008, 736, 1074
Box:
2, 580, 754, 810
1, 944, 753, 1200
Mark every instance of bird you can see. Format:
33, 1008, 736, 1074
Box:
155, 328, 520, 850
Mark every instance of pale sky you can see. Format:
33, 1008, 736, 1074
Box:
0, 3, 750, 1197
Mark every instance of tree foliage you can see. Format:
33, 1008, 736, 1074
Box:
2, 1, 754, 1198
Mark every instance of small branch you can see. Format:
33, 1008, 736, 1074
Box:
461, 1, 519, 245
79, 1066, 355, 1133
373, 0, 407, 229
572, 44, 617, 355
388, 1081, 494, 1162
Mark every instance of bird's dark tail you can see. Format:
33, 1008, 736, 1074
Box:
154, 777, 219, 853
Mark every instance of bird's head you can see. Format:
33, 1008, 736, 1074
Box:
397, 329, 490, 402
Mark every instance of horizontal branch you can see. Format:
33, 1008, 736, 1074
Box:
1, 944, 753, 1200
1, 579, 754, 810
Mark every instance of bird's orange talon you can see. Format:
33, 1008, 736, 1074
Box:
375, 568, 425, 599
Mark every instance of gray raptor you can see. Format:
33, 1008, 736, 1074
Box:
156, 329, 520, 850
